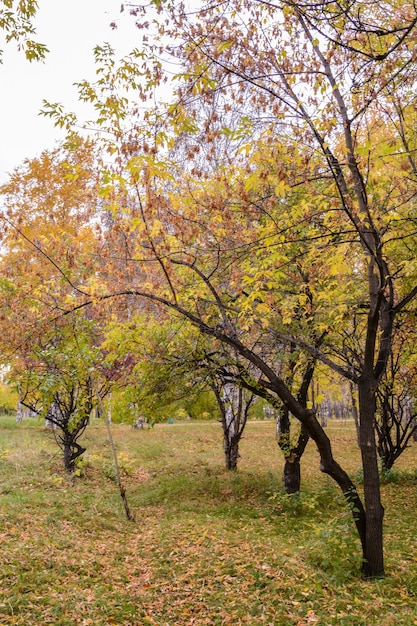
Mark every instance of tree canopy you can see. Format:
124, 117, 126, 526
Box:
2, 0, 417, 578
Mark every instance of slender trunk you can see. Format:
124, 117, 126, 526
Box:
215, 376, 254, 471
358, 378, 385, 577
99, 395, 134, 521
221, 380, 239, 470
277, 405, 294, 492
278, 407, 309, 494
224, 438, 239, 471
16, 401, 23, 423
282, 456, 301, 494
63, 436, 73, 472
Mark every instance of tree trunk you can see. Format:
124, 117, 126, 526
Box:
282, 456, 301, 494
222, 381, 240, 471
215, 375, 254, 472
224, 438, 239, 471
16, 401, 23, 423
63, 436, 73, 472
350, 382, 361, 447
278, 407, 309, 494
358, 378, 385, 577
63, 434, 86, 473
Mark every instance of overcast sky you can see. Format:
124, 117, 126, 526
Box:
0, 0, 140, 182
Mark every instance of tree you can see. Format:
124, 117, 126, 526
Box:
118, 0, 417, 578
104, 312, 256, 470
0, 138, 105, 470
9, 317, 101, 472
374, 321, 417, 471
41, 90, 373, 572
9, 0, 417, 577
0, 137, 101, 344
210, 372, 255, 470
190, 351, 258, 471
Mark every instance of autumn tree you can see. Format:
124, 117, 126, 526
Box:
10, 318, 98, 472
104, 312, 256, 470
41, 87, 373, 573
0, 138, 104, 469
0, 136, 101, 327
112, 0, 417, 578
17, 0, 417, 577
374, 320, 417, 471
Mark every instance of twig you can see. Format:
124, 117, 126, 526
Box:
97, 393, 135, 522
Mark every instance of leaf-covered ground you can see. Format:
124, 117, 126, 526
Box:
0, 416, 416, 625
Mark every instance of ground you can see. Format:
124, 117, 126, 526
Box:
0, 416, 416, 625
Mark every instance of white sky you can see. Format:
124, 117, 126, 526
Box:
0, 0, 140, 182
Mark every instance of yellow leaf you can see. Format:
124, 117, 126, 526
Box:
275, 180, 288, 197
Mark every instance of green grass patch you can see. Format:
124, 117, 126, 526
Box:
0, 416, 416, 624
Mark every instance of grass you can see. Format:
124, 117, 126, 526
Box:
0, 416, 416, 625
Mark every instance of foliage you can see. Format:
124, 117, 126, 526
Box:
0, 137, 101, 355
103, 314, 220, 423
3, 0, 417, 577
0, 0, 47, 61
0, 139, 108, 471
305, 507, 362, 581
6, 317, 104, 472
0, 382, 17, 414
102, 451, 136, 482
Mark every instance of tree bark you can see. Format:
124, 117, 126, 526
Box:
63, 436, 86, 473
282, 456, 301, 494
16, 403, 23, 423
358, 377, 385, 577
224, 438, 240, 471
63, 436, 73, 472
350, 382, 361, 447
278, 406, 310, 494
221, 380, 240, 471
